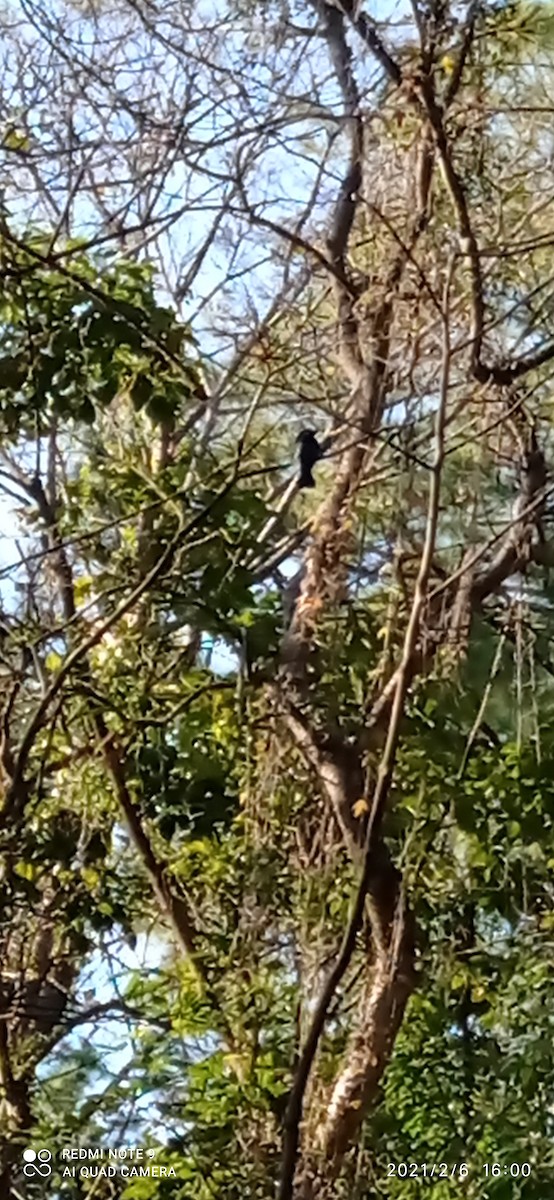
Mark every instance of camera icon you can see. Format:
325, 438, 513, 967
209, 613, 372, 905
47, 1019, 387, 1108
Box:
22, 1149, 53, 1178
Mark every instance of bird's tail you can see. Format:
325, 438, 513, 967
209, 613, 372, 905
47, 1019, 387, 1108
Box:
298, 467, 315, 489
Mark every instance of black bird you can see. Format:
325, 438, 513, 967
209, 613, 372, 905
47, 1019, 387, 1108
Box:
296, 429, 323, 489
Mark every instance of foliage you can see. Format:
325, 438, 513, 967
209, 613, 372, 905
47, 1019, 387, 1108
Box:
1, 0, 554, 1197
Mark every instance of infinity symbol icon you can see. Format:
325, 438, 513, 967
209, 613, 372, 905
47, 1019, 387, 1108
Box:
22, 1149, 52, 1178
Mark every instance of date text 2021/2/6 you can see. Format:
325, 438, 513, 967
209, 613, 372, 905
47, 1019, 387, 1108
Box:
387, 1162, 532, 1180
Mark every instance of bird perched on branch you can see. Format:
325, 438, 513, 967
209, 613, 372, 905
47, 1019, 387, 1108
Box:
296, 429, 323, 489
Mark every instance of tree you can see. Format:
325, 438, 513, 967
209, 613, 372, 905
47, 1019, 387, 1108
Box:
1, 1, 554, 1198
